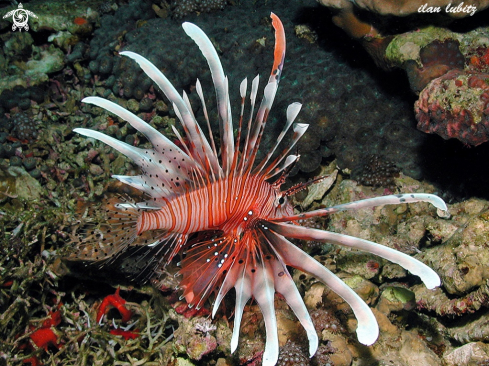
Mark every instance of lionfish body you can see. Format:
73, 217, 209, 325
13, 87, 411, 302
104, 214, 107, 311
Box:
74, 14, 447, 366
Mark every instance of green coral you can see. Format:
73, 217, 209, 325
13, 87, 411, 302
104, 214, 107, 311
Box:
26, 44, 65, 76
385, 26, 461, 67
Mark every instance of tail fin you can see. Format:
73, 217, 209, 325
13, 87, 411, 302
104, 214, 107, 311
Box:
69, 197, 141, 263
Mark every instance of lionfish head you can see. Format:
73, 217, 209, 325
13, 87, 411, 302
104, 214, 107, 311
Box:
73, 12, 448, 366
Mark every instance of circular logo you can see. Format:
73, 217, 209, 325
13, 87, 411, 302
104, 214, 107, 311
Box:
3, 3, 38, 32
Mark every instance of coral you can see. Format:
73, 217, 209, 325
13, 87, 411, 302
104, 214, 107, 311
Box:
352, 154, 400, 189
11, 112, 39, 142
376, 286, 416, 315
3, 32, 33, 59
0, 86, 45, 111
276, 341, 309, 366
415, 280, 489, 317
25, 45, 65, 77
98, 55, 114, 74
405, 40, 465, 93
96, 287, 133, 323
16, 308, 63, 366
172, 0, 227, 18
310, 307, 346, 335
297, 151, 322, 173
99, 1, 116, 14
9, 156, 22, 167
311, 343, 335, 366
331, 1, 379, 40
140, 97, 154, 112
89, 59, 100, 74
109, 327, 140, 340
415, 69, 489, 146
170, 311, 219, 361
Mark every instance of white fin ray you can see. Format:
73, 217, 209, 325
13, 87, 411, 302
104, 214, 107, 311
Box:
272, 193, 449, 222
239, 75, 260, 174
119, 51, 221, 176
115, 200, 162, 209
268, 251, 318, 357
212, 258, 241, 318
112, 175, 180, 199
244, 81, 278, 170
195, 79, 218, 159
182, 22, 234, 176
240, 78, 247, 99
262, 225, 379, 346
262, 122, 308, 179
252, 260, 279, 366
265, 154, 299, 179
269, 222, 441, 289
182, 91, 197, 121
254, 102, 302, 174
82, 97, 191, 163
231, 262, 252, 353
74, 128, 192, 192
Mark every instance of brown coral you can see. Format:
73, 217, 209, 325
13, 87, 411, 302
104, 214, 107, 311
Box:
405, 40, 465, 93
276, 341, 310, 366
352, 154, 400, 189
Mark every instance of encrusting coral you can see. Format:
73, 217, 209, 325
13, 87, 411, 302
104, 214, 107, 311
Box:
415, 69, 489, 146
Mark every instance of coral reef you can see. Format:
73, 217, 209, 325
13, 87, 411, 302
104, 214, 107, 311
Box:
415, 69, 489, 146
0, 0, 101, 94
384, 27, 489, 145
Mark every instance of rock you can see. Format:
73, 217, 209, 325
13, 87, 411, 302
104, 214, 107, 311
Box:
89, 164, 104, 176
443, 342, 489, 366
2, 166, 43, 200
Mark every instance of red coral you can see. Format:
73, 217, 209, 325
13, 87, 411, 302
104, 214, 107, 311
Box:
29, 328, 61, 350
18, 309, 63, 366
29, 309, 62, 350
468, 47, 489, 72
96, 288, 133, 323
109, 328, 140, 340
41, 309, 62, 328
415, 69, 489, 146
22, 357, 41, 366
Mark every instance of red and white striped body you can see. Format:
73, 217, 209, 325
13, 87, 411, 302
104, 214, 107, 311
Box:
137, 174, 292, 235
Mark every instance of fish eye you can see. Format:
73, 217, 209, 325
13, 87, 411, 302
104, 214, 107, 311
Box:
278, 196, 285, 205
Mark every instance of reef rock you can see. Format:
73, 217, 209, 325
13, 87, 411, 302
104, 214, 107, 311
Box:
443, 342, 489, 365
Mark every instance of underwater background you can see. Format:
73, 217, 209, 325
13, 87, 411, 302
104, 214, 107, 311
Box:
1, 0, 489, 365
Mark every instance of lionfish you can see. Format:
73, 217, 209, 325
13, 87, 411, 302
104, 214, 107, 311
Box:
74, 14, 447, 365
